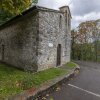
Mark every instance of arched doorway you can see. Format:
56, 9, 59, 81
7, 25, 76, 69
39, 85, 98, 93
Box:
56, 44, 61, 66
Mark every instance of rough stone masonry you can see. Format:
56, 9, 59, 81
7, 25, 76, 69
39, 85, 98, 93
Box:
0, 5, 71, 72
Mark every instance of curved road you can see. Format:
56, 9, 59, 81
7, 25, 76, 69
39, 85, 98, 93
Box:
46, 61, 100, 100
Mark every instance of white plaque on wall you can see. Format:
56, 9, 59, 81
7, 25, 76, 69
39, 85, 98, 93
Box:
48, 43, 53, 47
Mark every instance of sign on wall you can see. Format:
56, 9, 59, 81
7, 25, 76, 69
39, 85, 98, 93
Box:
48, 43, 53, 47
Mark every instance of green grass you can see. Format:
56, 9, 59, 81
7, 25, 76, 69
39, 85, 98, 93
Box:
0, 64, 69, 99
64, 62, 77, 69
0, 62, 76, 99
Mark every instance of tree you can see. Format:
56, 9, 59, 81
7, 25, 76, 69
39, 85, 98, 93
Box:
0, 0, 38, 14
92, 22, 100, 61
71, 19, 100, 62
71, 29, 79, 59
0, 10, 13, 25
0, 0, 38, 25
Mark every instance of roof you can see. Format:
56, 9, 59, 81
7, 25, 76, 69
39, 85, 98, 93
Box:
0, 5, 71, 30
0, 5, 37, 29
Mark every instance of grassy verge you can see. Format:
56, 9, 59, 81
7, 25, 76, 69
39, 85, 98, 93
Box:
63, 62, 77, 69
0, 62, 76, 99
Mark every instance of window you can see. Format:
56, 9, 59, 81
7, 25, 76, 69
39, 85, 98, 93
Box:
68, 14, 70, 28
59, 15, 62, 29
65, 10, 68, 26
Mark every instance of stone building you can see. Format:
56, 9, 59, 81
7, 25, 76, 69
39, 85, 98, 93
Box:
0, 5, 71, 72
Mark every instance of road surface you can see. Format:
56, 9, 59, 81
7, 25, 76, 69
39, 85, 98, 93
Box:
46, 61, 100, 100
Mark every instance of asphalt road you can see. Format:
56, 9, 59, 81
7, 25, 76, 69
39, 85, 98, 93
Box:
46, 61, 100, 100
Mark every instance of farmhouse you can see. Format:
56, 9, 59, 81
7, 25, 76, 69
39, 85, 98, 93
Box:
0, 5, 71, 72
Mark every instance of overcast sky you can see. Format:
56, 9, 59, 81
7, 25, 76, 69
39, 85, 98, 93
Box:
37, 0, 100, 29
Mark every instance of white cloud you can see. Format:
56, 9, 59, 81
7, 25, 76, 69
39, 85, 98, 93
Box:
38, 0, 71, 9
72, 12, 100, 28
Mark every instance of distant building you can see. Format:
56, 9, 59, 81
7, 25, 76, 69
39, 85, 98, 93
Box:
0, 5, 71, 72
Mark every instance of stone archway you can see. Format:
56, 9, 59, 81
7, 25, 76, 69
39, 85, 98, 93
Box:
56, 44, 61, 66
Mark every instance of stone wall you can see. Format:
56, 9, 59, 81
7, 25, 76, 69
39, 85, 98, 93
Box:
0, 6, 71, 72
37, 9, 71, 71
0, 10, 39, 72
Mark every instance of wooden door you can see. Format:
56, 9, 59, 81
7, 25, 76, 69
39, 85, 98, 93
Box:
1, 45, 4, 61
57, 44, 61, 66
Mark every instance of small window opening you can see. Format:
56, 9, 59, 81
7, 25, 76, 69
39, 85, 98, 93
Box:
59, 15, 62, 29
